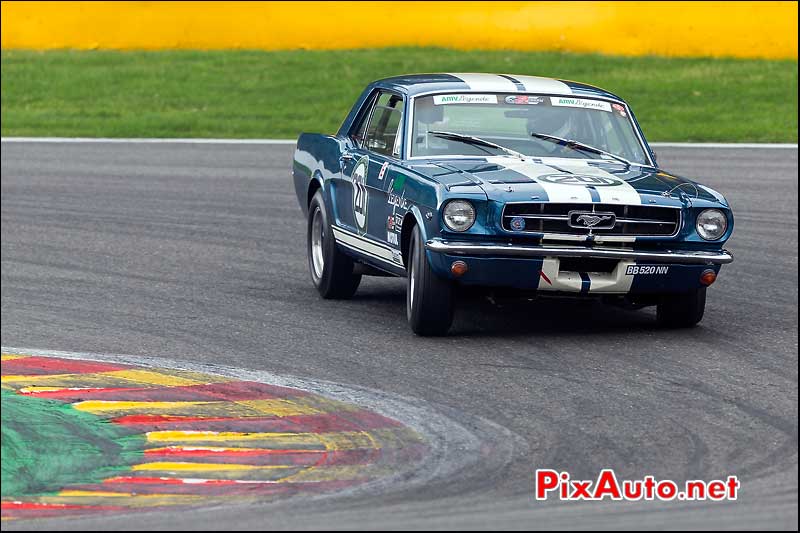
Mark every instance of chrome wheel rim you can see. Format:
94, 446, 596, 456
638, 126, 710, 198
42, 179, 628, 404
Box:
311, 207, 325, 280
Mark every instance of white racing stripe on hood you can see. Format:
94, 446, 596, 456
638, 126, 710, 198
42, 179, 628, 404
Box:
484, 157, 593, 203
554, 161, 643, 205
485, 157, 593, 203
449, 73, 518, 92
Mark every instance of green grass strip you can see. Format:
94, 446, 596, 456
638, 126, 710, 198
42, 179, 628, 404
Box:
1, 389, 143, 498
1, 48, 797, 142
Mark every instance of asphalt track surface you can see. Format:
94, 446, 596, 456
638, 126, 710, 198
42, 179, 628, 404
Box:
1, 141, 797, 530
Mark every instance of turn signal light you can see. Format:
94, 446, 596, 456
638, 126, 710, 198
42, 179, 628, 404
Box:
451, 261, 469, 277
700, 269, 717, 286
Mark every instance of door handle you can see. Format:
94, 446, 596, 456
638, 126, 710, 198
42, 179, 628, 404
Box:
339, 152, 355, 172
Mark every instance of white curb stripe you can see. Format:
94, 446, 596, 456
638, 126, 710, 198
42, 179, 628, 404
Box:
0, 137, 298, 144
650, 142, 797, 149
1, 138, 796, 149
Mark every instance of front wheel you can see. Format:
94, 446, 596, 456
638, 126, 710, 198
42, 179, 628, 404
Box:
656, 288, 706, 328
406, 225, 454, 336
307, 191, 361, 299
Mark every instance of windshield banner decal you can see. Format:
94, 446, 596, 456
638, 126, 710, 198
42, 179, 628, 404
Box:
550, 97, 613, 113
433, 94, 498, 105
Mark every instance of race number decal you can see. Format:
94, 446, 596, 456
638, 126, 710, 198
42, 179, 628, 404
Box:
352, 155, 369, 234
538, 174, 623, 187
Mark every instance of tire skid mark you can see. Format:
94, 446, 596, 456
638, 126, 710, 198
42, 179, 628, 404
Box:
0, 352, 429, 520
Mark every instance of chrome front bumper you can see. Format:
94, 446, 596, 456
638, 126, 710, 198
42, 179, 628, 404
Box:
426, 240, 734, 265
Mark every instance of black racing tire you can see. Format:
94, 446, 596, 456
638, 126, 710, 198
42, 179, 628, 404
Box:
307, 190, 361, 299
406, 225, 454, 336
656, 287, 707, 328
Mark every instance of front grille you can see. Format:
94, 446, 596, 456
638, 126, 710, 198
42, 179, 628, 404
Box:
502, 203, 681, 237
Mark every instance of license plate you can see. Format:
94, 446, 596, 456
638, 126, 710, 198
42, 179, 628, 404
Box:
626, 264, 670, 276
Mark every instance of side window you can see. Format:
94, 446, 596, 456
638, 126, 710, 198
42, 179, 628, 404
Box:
364, 92, 404, 157
350, 94, 376, 148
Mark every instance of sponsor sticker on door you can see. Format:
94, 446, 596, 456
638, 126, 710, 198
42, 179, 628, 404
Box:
378, 161, 389, 181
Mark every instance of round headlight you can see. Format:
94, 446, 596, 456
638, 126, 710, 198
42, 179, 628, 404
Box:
443, 200, 476, 232
696, 209, 728, 240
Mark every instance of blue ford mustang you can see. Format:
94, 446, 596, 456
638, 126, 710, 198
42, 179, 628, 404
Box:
293, 73, 734, 335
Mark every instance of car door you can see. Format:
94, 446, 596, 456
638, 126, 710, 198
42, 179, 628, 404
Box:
340, 90, 405, 248
334, 92, 375, 236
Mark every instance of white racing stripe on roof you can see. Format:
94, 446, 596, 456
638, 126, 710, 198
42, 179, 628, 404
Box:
513, 76, 572, 95
448, 73, 518, 93
447, 74, 572, 95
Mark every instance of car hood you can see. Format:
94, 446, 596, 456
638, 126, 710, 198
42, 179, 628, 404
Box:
407, 156, 727, 206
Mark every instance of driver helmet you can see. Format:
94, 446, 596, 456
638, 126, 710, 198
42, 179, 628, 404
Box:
526, 107, 572, 138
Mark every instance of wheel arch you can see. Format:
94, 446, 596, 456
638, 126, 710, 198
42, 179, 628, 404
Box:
307, 173, 324, 208
400, 208, 427, 269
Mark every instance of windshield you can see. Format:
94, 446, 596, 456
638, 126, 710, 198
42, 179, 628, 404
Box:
411, 93, 649, 165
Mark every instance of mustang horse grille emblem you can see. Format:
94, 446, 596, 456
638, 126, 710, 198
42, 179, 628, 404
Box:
568, 211, 617, 230
576, 214, 612, 227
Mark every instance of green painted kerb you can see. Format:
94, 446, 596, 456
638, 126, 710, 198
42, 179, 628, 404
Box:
1, 389, 143, 498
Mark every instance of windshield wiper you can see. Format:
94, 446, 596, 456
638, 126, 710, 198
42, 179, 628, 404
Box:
530, 132, 633, 168
429, 131, 525, 160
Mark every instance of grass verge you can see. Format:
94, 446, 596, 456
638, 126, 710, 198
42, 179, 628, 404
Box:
1, 48, 797, 142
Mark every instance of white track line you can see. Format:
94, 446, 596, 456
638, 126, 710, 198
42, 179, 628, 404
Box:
650, 142, 797, 149
1, 137, 796, 148
0, 137, 297, 144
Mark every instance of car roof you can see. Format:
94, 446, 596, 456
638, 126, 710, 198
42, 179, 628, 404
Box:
372, 73, 624, 101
